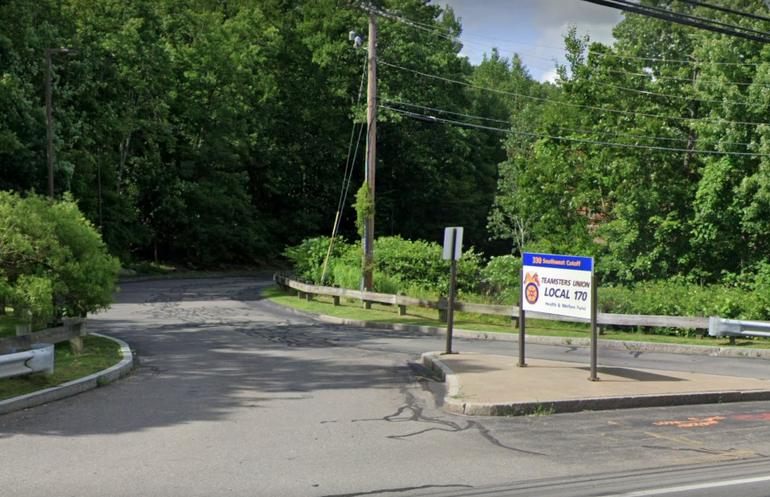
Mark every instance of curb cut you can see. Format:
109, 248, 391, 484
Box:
421, 351, 770, 417
0, 333, 134, 416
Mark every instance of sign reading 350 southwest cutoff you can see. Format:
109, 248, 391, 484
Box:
521, 253, 594, 320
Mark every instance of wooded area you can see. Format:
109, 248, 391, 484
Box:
3, 0, 770, 292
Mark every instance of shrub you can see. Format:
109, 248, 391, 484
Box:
282, 236, 354, 284
0, 192, 120, 322
480, 254, 522, 304
373, 236, 484, 295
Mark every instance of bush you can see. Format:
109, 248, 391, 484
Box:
373, 236, 484, 295
0, 192, 120, 322
282, 236, 354, 284
283, 235, 485, 296
480, 254, 522, 304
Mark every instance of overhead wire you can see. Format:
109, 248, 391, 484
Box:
674, 0, 770, 24
379, 59, 770, 126
381, 1, 770, 67
380, 105, 770, 157
380, 97, 759, 148
578, 0, 770, 43
371, 3, 770, 97
321, 55, 368, 285
359, 2, 770, 160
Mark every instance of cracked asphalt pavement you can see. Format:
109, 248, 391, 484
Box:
2, 277, 770, 497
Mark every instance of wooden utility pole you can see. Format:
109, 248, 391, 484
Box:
362, 7, 377, 291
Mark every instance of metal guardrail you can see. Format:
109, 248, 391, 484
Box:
0, 343, 55, 379
274, 274, 710, 331
709, 316, 770, 338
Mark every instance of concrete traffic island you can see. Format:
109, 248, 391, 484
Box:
422, 352, 770, 417
0, 333, 134, 416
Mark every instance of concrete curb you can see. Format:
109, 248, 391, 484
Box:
0, 333, 134, 416
421, 351, 770, 416
314, 313, 770, 359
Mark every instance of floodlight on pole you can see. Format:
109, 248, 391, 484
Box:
46, 47, 79, 201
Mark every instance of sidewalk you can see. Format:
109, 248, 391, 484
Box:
422, 352, 770, 416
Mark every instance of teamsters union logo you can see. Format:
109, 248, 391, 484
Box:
524, 272, 540, 305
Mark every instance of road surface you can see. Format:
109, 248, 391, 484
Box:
1, 277, 770, 497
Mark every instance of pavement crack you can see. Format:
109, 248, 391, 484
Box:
468, 420, 548, 456
319, 484, 473, 497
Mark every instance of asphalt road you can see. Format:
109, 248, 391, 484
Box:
2, 277, 770, 497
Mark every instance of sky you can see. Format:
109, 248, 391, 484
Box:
429, 0, 624, 82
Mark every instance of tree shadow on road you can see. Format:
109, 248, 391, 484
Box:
0, 318, 429, 437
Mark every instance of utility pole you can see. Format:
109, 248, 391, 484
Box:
362, 6, 377, 291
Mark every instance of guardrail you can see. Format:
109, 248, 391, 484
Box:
709, 316, 770, 342
273, 274, 710, 333
0, 343, 54, 379
0, 318, 87, 355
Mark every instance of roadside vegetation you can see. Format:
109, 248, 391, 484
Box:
264, 285, 770, 350
282, 236, 770, 339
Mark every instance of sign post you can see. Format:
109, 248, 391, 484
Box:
518, 268, 526, 367
521, 253, 596, 379
443, 227, 463, 354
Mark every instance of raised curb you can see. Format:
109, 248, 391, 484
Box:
0, 333, 134, 416
421, 351, 770, 416
314, 313, 770, 359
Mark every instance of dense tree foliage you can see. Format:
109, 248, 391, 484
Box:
0, 0, 510, 266
491, 0, 770, 287
5, 0, 770, 295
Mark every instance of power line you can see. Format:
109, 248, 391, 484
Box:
366, 6, 770, 90
584, 80, 754, 106
592, 50, 761, 66
379, 59, 770, 126
579, 0, 770, 44
380, 97, 759, 148
674, 0, 770, 24
384, 2, 768, 67
600, 66, 766, 87
607, 0, 770, 39
381, 105, 770, 157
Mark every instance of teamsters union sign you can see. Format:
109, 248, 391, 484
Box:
521, 252, 594, 320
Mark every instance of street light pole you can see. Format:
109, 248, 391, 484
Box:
45, 47, 79, 201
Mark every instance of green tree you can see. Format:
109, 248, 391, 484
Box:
0, 192, 120, 322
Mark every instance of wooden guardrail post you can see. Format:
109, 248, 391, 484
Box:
397, 292, 407, 316
363, 299, 372, 310
695, 312, 704, 339
333, 285, 340, 306
438, 296, 448, 324
512, 302, 519, 329
65, 316, 87, 355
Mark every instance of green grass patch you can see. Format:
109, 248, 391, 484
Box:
0, 335, 123, 401
263, 285, 770, 350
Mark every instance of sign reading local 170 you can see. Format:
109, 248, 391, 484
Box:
521, 253, 594, 320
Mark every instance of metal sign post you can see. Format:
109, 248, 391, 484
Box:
443, 227, 463, 355
589, 275, 599, 381
518, 268, 526, 367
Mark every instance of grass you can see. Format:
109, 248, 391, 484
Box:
0, 335, 123, 402
262, 285, 770, 350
